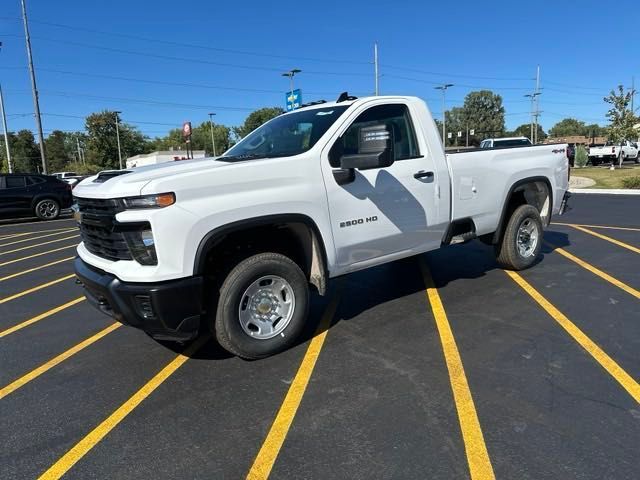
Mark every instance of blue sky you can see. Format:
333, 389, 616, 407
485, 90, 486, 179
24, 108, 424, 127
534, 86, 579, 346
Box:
0, 0, 637, 139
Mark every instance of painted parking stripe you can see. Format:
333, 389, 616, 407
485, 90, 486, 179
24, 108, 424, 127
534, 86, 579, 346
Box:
504, 270, 640, 403
0, 235, 79, 256
0, 226, 74, 240
0, 245, 77, 268
246, 295, 340, 480
38, 334, 208, 480
545, 242, 639, 300
0, 217, 74, 228
0, 274, 75, 305
0, 297, 85, 338
552, 222, 640, 232
0, 323, 121, 400
0, 257, 74, 283
0, 229, 76, 248
420, 259, 495, 480
568, 225, 640, 254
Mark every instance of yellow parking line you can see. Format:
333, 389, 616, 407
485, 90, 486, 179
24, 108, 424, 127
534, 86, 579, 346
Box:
0, 228, 76, 248
504, 270, 640, 403
0, 245, 77, 268
569, 225, 640, 254
0, 274, 75, 304
0, 217, 74, 229
246, 295, 340, 480
0, 226, 76, 240
0, 235, 79, 256
0, 297, 85, 338
552, 222, 640, 232
0, 257, 74, 282
420, 259, 495, 480
38, 334, 208, 480
545, 242, 639, 300
0, 322, 121, 400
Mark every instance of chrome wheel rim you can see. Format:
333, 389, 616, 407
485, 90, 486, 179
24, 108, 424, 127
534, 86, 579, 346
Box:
238, 275, 295, 340
38, 200, 58, 219
517, 218, 539, 258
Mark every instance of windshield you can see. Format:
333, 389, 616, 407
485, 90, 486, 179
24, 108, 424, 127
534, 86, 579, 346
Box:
222, 105, 349, 161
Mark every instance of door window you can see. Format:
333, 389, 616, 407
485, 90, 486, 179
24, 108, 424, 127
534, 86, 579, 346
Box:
6, 176, 26, 188
330, 104, 420, 167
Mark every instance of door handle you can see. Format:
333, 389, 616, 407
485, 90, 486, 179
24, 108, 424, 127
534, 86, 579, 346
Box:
414, 170, 434, 179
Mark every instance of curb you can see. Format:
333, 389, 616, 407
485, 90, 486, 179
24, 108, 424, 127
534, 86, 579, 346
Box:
569, 188, 640, 195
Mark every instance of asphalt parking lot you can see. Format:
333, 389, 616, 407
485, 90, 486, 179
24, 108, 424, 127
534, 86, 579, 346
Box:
1, 193, 638, 480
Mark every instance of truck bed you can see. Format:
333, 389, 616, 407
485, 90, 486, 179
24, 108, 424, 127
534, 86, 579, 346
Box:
446, 143, 569, 236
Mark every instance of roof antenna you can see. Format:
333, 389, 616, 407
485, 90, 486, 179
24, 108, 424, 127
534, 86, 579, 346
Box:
336, 92, 358, 103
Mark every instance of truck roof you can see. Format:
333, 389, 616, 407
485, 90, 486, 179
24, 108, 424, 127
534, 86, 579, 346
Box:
282, 95, 421, 115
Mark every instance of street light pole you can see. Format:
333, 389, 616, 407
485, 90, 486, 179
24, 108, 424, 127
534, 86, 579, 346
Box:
282, 69, 301, 110
20, 0, 47, 173
208, 112, 217, 157
114, 111, 123, 170
435, 84, 454, 145
524, 92, 541, 143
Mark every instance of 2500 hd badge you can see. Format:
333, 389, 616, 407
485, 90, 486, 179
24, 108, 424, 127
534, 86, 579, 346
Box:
340, 216, 378, 228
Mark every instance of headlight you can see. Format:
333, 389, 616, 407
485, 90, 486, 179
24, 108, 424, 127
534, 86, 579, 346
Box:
122, 193, 175, 209
123, 225, 157, 265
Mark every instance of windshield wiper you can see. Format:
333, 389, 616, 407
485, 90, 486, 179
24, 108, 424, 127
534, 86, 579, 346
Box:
217, 153, 271, 162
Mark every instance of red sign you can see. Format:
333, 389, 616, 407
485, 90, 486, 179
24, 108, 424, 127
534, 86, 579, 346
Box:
182, 122, 192, 139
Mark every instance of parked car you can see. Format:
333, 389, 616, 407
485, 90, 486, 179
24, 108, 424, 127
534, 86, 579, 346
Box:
480, 136, 533, 148
73, 94, 570, 359
0, 173, 73, 220
52, 171, 78, 179
589, 140, 639, 165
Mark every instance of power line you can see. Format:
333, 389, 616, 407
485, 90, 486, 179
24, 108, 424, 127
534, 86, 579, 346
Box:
1, 33, 372, 77
0, 15, 371, 66
382, 64, 533, 81
384, 74, 533, 91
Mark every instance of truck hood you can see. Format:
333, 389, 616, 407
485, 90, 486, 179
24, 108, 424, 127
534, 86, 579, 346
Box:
73, 157, 231, 199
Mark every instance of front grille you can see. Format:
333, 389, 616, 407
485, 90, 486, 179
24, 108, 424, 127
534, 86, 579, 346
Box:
75, 197, 132, 262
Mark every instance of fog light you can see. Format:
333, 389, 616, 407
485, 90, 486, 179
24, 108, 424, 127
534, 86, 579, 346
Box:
123, 225, 157, 265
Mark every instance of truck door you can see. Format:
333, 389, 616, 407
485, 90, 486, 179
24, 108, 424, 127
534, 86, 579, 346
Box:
320, 101, 443, 271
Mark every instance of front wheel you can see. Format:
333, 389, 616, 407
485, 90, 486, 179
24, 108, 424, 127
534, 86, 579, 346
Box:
34, 198, 60, 220
494, 205, 543, 270
212, 252, 310, 359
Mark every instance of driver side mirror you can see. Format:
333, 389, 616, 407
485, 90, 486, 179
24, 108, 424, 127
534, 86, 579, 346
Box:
339, 124, 395, 170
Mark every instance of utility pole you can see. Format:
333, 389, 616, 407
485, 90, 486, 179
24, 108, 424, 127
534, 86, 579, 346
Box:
0, 83, 12, 173
282, 69, 301, 110
76, 135, 84, 165
20, 0, 47, 173
208, 112, 217, 157
533, 66, 541, 144
374, 42, 379, 96
114, 111, 123, 170
525, 92, 541, 144
629, 76, 635, 115
435, 84, 454, 145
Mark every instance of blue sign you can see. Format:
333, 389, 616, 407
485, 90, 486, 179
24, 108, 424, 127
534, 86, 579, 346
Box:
285, 89, 302, 111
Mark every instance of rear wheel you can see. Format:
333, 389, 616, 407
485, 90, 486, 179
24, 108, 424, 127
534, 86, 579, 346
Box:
211, 252, 309, 359
34, 198, 60, 220
494, 205, 542, 270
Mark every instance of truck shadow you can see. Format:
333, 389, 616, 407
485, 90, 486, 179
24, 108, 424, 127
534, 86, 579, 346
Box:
176, 231, 570, 360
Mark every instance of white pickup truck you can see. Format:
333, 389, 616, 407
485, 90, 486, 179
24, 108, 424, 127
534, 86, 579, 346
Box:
589, 140, 639, 165
72, 94, 570, 359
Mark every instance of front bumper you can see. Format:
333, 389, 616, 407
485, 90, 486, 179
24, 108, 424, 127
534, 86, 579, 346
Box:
74, 257, 203, 341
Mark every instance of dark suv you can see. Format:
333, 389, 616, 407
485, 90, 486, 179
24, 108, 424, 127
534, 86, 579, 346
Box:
0, 173, 74, 221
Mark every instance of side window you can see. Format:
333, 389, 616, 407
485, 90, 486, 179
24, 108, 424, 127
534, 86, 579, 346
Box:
27, 176, 45, 185
329, 104, 420, 167
6, 176, 26, 188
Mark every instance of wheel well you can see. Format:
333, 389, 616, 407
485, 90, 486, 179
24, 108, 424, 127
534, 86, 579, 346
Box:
491, 178, 552, 244
196, 219, 328, 295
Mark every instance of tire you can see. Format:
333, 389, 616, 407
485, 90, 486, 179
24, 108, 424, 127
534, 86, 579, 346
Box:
34, 198, 60, 220
589, 158, 599, 166
212, 252, 309, 359
494, 204, 543, 271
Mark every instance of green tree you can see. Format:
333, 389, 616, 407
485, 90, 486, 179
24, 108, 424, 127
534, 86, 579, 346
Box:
548, 118, 587, 137
604, 85, 638, 143
85, 111, 150, 169
45, 130, 72, 172
233, 107, 284, 139
443, 107, 466, 146
508, 123, 546, 141
461, 90, 505, 142
10, 130, 41, 173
